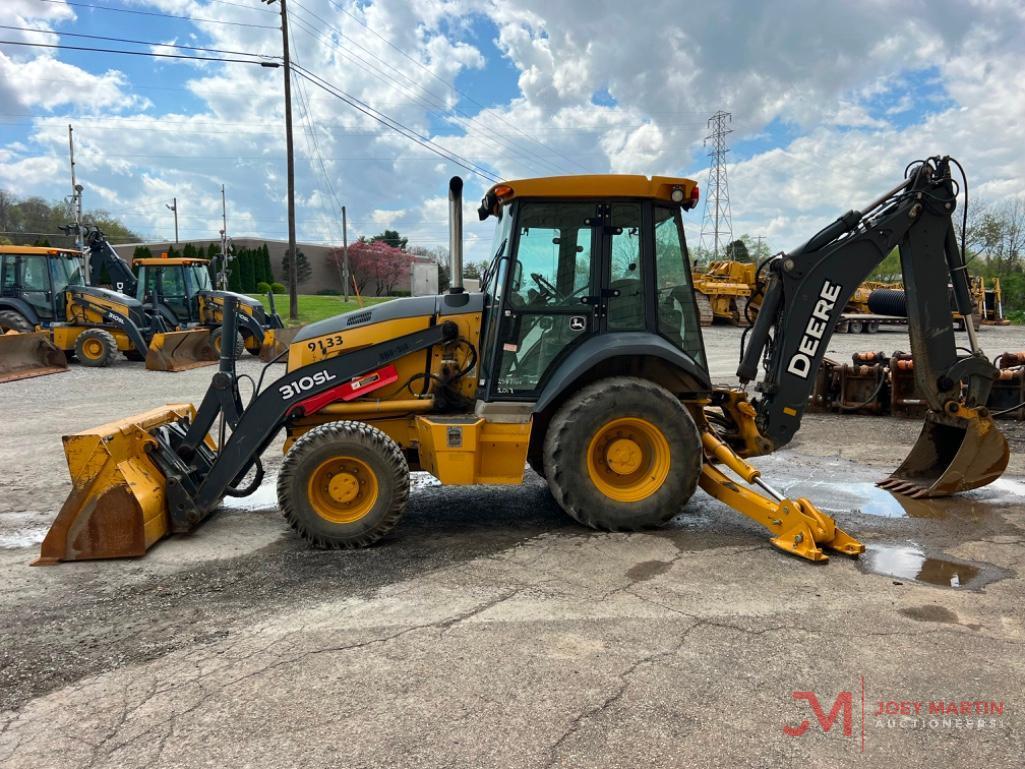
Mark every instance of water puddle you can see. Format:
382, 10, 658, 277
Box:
857, 542, 987, 588
777, 479, 1007, 521
0, 512, 51, 549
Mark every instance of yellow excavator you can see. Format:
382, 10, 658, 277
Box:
0, 245, 215, 374
36, 158, 1009, 566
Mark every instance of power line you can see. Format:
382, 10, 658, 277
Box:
287, 2, 574, 177
0, 40, 282, 66
292, 64, 502, 184
0, 24, 281, 60
321, 0, 585, 173
31, 0, 280, 29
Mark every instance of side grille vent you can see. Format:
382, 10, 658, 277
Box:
346, 310, 373, 327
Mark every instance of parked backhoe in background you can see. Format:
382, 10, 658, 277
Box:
37, 157, 1009, 568
0, 244, 215, 375
85, 228, 298, 360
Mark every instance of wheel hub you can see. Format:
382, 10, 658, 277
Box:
606, 438, 643, 475
328, 472, 360, 504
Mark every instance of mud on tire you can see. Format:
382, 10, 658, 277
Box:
278, 421, 410, 549
542, 376, 702, 531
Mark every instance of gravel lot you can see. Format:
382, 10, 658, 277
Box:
0, 322, 1023, 769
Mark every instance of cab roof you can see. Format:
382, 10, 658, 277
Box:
480, 174, 699, 218
0, 245, 81, 256
487, 174, 697, 203
133, 258, 210, 266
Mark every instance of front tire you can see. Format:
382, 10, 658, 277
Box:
278, 421, 410, 548
210, 327, 246, 358
0, 310, 33, 333
543, 377, 702, 531
75, 328, 118, 367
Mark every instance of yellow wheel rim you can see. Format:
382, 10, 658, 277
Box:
307, 457, 378, 523
586, 417, 670, 502
213, 335, 222, 353
81, 338, 105, 360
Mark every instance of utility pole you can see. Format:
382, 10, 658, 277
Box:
698, 110, 734, 261
67, 125, 86, 279
264, 0, 299, 321
341, 205, 350, 302
752, 234, 767, 262
219, 184, 229, 290
166, 197, 179, 244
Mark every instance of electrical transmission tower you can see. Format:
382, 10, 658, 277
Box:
698, 110, 734, 261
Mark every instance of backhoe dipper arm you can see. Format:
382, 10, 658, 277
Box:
737, 156, 995, 450
84, 228, 138, 295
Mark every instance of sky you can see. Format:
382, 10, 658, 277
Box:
1, 0, 1024, 262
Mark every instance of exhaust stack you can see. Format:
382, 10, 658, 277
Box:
448, 176, 464, 293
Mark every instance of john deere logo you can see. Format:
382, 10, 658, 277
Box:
569, 316, 586, 331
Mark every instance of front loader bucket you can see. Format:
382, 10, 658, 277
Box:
259, 326, 301, 362
0, 331, 68, 384
879, 408, 1009, 498
146, 329, 217, 372
33, 405, 196, 565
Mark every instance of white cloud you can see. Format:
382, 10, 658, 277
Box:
0, 0, 1023, 263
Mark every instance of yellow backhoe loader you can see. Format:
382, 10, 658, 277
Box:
37, 158, 1009, 566
83, 228, 297, 360
0, 245, 215, 373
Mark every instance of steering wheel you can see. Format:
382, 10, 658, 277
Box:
530, 272, 566, 302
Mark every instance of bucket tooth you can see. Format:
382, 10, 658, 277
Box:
33, 404, 196, 565
146, 329, 217, 372
0, 331, 68, 383
886, 408, 1009, 498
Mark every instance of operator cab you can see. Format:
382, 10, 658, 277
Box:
0, 246, 84, 322
135, 258, 213, 323
476, 176, 706, 401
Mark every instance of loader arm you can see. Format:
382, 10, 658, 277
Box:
735, 156, 1008, 496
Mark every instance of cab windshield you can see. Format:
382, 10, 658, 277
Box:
481, 203, 513, 299
185, 264, 212, 293
53, 254, 84, 291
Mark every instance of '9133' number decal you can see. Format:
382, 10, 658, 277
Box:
307, 334, 344, 356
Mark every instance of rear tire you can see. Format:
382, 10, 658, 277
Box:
75, 328, 118, 367
210, 328, 246, 358
542, 377, 702, 531
0, 310, 33, 333
278, 421, 409, 548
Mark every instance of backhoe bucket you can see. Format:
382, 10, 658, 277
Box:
879, 407, 1009, 498
33, 405, 195, 565
259, 326, 301, 362
145, 329, 217, 372
0, 331, 68, 383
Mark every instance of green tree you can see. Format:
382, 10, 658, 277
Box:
133, 246, 152, 260
724, 239, 751, 263
281, 249, 312, 286
240, 246, 257, 291
370, 229, 408, 250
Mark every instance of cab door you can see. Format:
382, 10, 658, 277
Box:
486, 200, 601, 399
19, 255, 55, 321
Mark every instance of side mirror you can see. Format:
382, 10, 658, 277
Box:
511, 260, 522, 291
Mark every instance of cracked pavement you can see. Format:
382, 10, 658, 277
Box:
1, 325, 1023, 768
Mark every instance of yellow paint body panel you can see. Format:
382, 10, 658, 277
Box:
50, 325, 133, 352
415, 417, 531, 485
487, 175, 697, 204
35, 404, 202, 564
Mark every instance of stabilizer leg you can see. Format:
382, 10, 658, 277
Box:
698, 431, 864, 563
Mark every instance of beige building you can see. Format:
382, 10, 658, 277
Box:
112, 238, 346, 295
